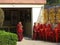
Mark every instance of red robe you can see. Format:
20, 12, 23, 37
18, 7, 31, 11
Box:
33, 24, 38, 40
17, 24, 23, 41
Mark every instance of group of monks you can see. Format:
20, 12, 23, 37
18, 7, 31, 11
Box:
32, 22, 60, 42
16, 21, 60, 42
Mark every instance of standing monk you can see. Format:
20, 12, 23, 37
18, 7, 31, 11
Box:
32, 22, 38, 40
17, 22, 23, 41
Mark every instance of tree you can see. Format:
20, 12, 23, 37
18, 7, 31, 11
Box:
47, 0, 59, 5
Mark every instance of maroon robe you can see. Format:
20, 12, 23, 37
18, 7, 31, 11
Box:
17, 23, 23, 41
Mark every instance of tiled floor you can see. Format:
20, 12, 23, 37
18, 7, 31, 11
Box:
17, 37, 60, 45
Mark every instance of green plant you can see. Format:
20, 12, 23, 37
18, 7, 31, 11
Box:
0, 30, 18, 45
46, 0, 60, 5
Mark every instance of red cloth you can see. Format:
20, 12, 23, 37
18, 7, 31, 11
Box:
17, 23, 23, 41
38, 24, 46, 40
33, 23, 40, 40
32, 24, 37, 40
18, 32, 23, 41
45, 27, 54, 42
33, 25, 38, 32
54, 27, 60, 42
17, 24, 23, 33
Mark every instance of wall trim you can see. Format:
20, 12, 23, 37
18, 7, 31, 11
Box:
0, 4, 44, 8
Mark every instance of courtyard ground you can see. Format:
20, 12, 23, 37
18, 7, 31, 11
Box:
17, 37, 60, 45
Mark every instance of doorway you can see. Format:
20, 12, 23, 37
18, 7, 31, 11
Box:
1, 8, 32, 37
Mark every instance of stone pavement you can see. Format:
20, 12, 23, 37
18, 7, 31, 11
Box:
17, 37, 60, 45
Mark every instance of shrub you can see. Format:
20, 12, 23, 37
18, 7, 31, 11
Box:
0, 30, 18, 45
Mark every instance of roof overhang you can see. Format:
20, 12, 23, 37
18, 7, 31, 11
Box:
0, 0, 46, 4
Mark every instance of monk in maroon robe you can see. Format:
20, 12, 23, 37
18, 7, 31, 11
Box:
32, 22, 38, 40
17, 22, 23, 41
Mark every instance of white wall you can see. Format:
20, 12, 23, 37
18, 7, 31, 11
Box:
32, 5, 44, 26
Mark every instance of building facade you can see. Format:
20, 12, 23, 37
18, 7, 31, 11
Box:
0, 0, 46, 37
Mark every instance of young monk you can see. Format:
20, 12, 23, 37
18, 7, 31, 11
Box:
17, 22, 23, 41
32, 22, 38, 40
